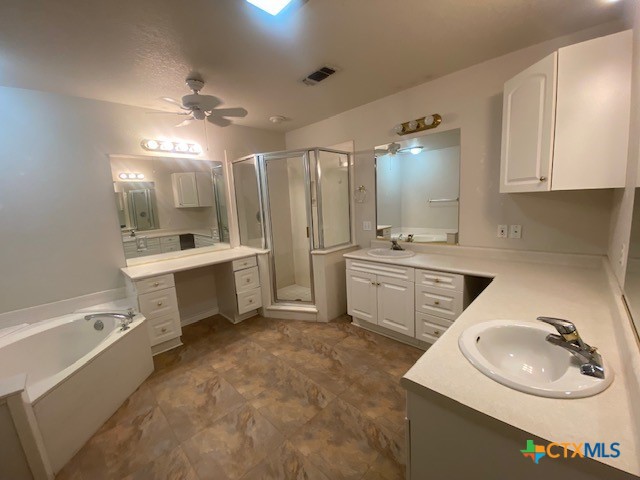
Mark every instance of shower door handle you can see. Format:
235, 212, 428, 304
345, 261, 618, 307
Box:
306, 227, 310, 238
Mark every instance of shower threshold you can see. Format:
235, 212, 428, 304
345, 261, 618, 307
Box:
277, 284, 312, 302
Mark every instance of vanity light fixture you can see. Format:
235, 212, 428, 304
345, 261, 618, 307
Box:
119, 172, 145, 180
246, 0, 294, 15
398, 146, 424, 155
394, 113, 442, 136
140, 139, 202, 155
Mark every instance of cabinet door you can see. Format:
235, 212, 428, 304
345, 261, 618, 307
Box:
500, 52, 556, 193
195, 172, 215, 207
172, 173, 199, 207
377, 275, 414, 337
552, 30, 631, 190
346, 269, 377, 324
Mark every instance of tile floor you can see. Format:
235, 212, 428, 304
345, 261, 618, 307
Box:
56, 315, 424, 480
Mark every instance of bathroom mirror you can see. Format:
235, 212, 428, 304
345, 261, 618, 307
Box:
109, 155, 230, 261
375, 129, 460, 243
624, 187, 640, 336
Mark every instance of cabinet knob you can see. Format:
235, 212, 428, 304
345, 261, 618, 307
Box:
161, 327, 167, 333
539, 176, 547, 182
246, 278, 251, 283
157, 301, 163, 306
434, 278, 440, 283
249, 299, 253, 303
434, 300, 440, 306
153, 282, 160, 287
434, 330, 440, 336
371, 282, 376, 286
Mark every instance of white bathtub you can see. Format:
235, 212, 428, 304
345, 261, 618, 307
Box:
0, 312, 153, 474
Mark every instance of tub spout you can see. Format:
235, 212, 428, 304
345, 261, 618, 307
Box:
84, 309, 136, 331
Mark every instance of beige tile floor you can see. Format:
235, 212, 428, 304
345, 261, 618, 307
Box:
56, 315, 424, 480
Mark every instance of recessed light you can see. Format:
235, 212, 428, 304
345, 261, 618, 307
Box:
246, 0, 294, 15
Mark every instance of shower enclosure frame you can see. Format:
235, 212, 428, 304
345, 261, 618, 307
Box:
232, 147, 353, 306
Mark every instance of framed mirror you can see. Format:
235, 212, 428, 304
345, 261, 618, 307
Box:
109, 155, 230, 262
375, 129, 460, 244
624, 187, 640, 335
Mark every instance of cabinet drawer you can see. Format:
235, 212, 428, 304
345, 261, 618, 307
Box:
233, 256, 257, 272
160, 235, 180, 245
415, 312, 450, 344
138, 287, 179, 319
234, 266, 260, 293
415, 285, 462, 320
135, 274, 175, 295
415, 269, 463, 291
346, 259, 414, 281
161, 244, 180, 253
237, 288, 262, 315
194, 235, 215, 248
146, 312, 182, 346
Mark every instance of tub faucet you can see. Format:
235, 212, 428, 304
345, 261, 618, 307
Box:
391, 240, 404, 251
537, 317, 605, 379
85, 309, 136, 331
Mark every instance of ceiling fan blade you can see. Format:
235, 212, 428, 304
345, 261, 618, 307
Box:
207, 115, 232, 127
196, 95, 222, 111
146, 111, 191, 115
175, 118, 194, 127
159, 97, 189, 110
211, 107, 248, 118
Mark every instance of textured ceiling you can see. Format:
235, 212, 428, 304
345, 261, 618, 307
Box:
0, 0, 629, 131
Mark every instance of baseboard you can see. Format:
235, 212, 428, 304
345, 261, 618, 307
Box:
180, 307, 220, 327
0, 288, 129, 329
351, 316, 430, 350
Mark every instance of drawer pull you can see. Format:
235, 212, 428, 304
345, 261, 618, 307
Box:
246, 278, 251, 283
153, 282, 160, 287
434, 300, 440, 306
434, 330, 440, 336
161, 327, 167, 333
157, 301, 163, 306
434, 278, 440, 283
249, 299, 253, 303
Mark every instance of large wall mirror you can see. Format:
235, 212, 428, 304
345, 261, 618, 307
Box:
624, 187, 640, 336
109, 155, 230, 261
375, 129, 460, 243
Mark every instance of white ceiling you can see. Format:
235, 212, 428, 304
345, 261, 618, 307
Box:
0, 0, 629, 131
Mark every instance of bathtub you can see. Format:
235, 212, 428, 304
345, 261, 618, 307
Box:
0, 312, 153, 474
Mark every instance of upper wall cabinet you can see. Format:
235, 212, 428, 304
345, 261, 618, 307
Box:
500, 30, 632, 193
171, 172, 215, 208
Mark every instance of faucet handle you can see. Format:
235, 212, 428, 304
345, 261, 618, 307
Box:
536, 317, 576, 335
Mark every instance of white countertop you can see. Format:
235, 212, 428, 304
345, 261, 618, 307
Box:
121, 228, 214, 243
121, 246, 267, 280
344, 248, 640, 476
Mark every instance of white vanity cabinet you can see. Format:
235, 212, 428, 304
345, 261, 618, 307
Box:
128, 273, 182, 355
500, 30, 631, 193
347, 260, 416, 336
171, 172, 215, 208
347, 258, 467, 346
213, 256, 263, 323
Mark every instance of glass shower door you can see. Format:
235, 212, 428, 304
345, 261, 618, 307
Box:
263, 153, 314, 303
232, 156, 264, 249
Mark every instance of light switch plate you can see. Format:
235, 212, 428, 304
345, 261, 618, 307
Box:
497, 225, 508, 238
363, 221, 372, 231
509, 225, 522, 239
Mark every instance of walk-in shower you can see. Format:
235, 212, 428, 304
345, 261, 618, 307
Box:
232, 148, 352, 305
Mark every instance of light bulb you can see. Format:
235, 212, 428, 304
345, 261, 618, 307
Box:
424, 115, 434, 125
160, 141, 174, 151
189, 143, 202, 154
407, 120, 418, 131
394, 124, 404, 134
175, 142, 189, 152
136, 173, 145, 179
119, 173, 128, 180
410, 147, 423, 155
128, 173, 137, 179
144, 139, 159, 150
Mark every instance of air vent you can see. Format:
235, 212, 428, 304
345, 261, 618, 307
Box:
302, 66, 338, 86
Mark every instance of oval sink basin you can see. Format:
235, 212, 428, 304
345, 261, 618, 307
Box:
367, 248, 415, 258
459, 320, 613, 398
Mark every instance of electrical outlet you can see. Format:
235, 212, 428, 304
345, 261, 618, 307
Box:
509, 225, 522, 239
363, 221, 372, 231
497, 225, 508, 238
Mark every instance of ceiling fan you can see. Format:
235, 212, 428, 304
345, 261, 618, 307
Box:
374, 142, 401, 156
155, 78, 248, 128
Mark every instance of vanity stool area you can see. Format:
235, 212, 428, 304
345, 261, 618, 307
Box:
122, 248, 266, 354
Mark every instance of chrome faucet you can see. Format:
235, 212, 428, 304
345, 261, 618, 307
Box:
537, 317, 605, 379
85, 309, 136, 331
390, 240, 405, 251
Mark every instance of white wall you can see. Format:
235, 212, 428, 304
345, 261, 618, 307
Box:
286, 22, 623, 254
609, 3, 640, 286
0, 86, 284, 314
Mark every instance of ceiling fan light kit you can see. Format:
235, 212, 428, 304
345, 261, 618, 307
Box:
394, 113, 442, 136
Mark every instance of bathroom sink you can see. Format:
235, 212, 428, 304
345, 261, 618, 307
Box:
458, 320, 613, 398
367, 248, 415, 258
